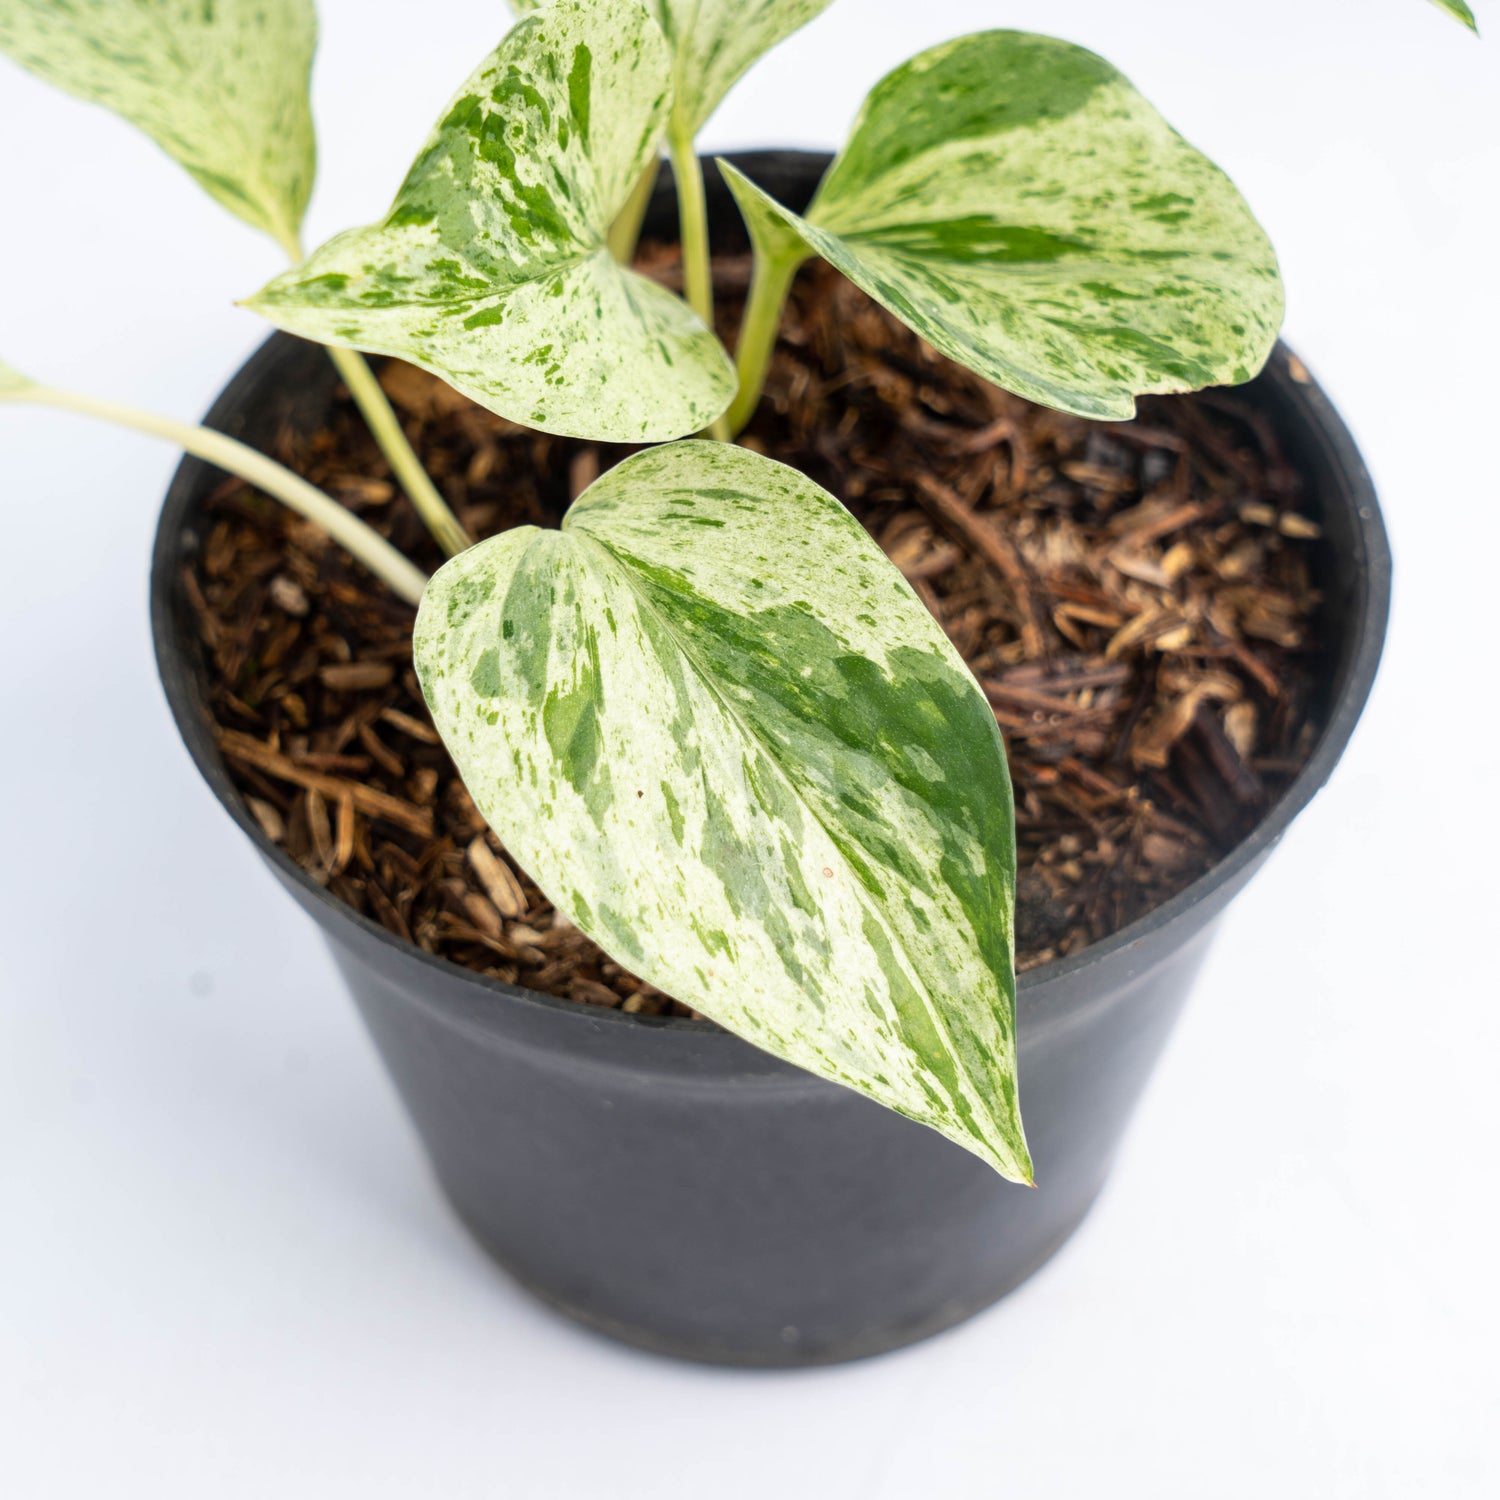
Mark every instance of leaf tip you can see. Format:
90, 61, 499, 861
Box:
1005, 1139, 1036, 1188
1433, 0, 1480, 30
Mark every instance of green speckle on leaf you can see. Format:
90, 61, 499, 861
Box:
243, 0, 734, 441
411, 443, 1031, 1184
720, 29, 1283, 421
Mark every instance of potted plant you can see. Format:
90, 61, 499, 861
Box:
1, 0, 1453, 1364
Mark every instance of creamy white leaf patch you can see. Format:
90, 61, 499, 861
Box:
722, 30, 1284, 420
413, 441, 1032, 1183
247, 0, 735, 442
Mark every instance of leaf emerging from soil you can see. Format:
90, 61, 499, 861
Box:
722, 29, 1284, 420
246, 0, 735, 442
0, 0, 317, 250
413, 440, 1032, 1183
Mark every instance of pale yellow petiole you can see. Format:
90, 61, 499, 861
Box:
6, 381, 429, 606
665, 133, 731, 441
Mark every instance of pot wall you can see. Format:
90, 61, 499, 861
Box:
151, 153, 1390, 1366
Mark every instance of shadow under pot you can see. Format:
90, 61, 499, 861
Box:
150, 151, 1390, 1367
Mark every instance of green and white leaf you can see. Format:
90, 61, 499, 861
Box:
247, 0, 734, 442
414, 442, 1031, 1183
0, 0, 316, 251
722, 30, 1284, 421
507, 0, 835, 136
1429, 0, 1478, 30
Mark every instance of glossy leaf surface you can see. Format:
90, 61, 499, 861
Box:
413, 441, 1031, 1182
247, 0, 735, 441
722, 30, 1284, 420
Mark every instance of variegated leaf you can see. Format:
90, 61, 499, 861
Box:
507, 0, 834, 135
722, 30, 1284, 421
413, 442, 1031, 1183
1430, 0, 1478, 29
0, 0, 316, 251
247, 0, 735, 442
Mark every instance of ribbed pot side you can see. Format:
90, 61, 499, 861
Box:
150, 153, 1390, 1367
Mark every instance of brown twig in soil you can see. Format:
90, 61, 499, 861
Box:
217, 728, 433, 838
911, 472, 1047, 656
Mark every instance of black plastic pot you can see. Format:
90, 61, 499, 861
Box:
150, 153, 1390, 1367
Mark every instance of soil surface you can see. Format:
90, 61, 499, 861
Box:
187, 251, 1325, 1017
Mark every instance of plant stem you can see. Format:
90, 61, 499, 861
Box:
13, 384, 429, 606
324, 344, 472, 557
666, 131, 730, 441
279, 229, 469, 557
608, 159, 659, 265
726, 246, 805, 439
668, 131, 713, 330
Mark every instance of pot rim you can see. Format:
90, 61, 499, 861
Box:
149, 160, 1390, 1046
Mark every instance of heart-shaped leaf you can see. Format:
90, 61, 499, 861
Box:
247, 0, 735, 442
413, 441, 1031, 1183
508, 0, 835, 136
722, 30, 1284, 421
1430, 0, 1478, 30
0, 0, 316, 251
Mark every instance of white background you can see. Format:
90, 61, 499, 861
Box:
2, 2, 1496, 1495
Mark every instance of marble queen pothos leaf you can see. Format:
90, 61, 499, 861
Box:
413, 441, 1032, 1183
721, 30, 1285, 421
507, 0, 835, 136
0, 0, 316, 251
247, 0, 735, 442
1429, 0, 1478, 29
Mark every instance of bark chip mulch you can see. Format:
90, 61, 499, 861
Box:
186, 252, 1325, 1016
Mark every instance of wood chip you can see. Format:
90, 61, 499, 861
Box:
245, 797, 285, 842
1224, 701, 1258, 759
268, 575, 309, 617
379, 706, 440, 744
195, 251, 1324, 1003
217, 729, 433, 838
912, 472, 1045, 655
1278, 513, 1322, 539
319, 661, 396, 691
462, 892, 504, 941
1130, 678, 1239, 770
467, 836, 526, 919
358, 721, 405, 778
573, 979, 625, 1008
306, 787, 334, 872
333, 793, 355, 876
